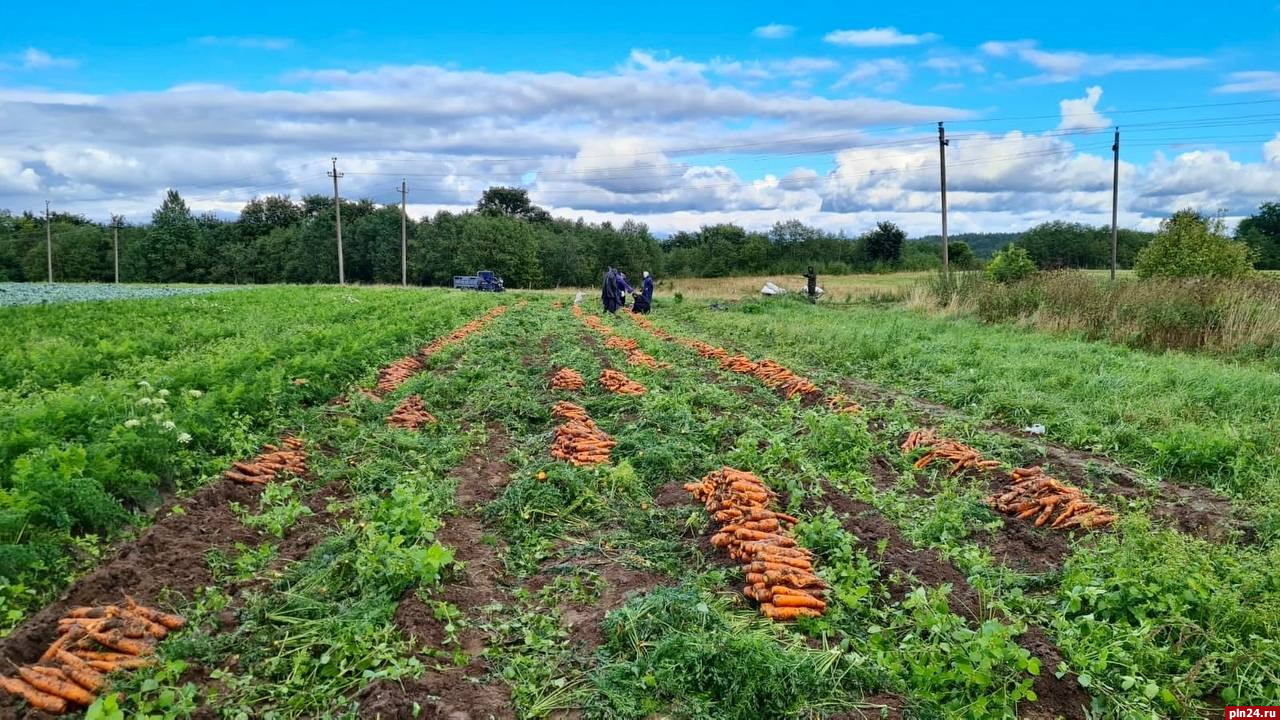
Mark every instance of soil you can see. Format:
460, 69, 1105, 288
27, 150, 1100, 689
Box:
359, 425, 516, 720
653, 481, 696, 509
556, 562, 671, 651
0, 475, 353, 719
816, 484, 1091, 720
830, 693, 906, 719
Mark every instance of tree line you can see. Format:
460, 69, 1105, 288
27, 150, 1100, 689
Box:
2, 187, 1277, 286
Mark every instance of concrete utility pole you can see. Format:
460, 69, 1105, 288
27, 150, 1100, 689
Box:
399, 179, 408, 287
938, 122, 950, 274
329, 157, 345, 285
45, 200, 53, 283
1110, 127, 1120, 281
113, 218, 121, 284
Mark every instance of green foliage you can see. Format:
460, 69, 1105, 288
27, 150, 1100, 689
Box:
863, 221, 906, 264
1134, 209, 1254, 279
1017, 220, 1151, 269
1236, 200, 1280, 269
986, 245, 1037, 284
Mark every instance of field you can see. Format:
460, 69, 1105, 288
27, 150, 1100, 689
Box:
1, 286, 1277, 719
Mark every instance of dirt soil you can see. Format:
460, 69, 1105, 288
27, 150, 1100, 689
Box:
359, 424, 516, 720
816, 484, 1091, 720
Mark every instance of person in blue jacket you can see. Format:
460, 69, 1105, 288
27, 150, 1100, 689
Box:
633, 271, 654, 313
616, 272, 633, 310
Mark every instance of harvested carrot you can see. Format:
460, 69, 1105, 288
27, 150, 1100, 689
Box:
88, 629, 152, 656
0, 675, 67, 713
599, 368, 646, 395
85, 658, 154, 672
21, 666, 94, 705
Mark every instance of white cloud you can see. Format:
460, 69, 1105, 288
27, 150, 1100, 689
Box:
980, 40, 1207, 83
824, 27, 939, 47
752, 24, 795, 40
195, 36, 294, 51
1058, 86, 1111, 131
1214, 70, 1280, 95
18, 48, 78, 70
711, 56, 838, 80
835, 59, 910, 92
922, 56, 986, 76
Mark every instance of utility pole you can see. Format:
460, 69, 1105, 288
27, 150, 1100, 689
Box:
112, 217, 121, 283
938, 122, 950, 274
399, 179, 408, 287
45, 200, 53, 283
1110, 127, 1120, 281
329, 157, 345, 285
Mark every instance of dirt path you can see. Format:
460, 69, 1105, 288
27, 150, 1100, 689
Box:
815, 486, 1091, 720
358, 423, 517, 720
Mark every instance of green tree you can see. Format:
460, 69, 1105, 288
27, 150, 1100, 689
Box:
1134, 209, 1254, 279
134, 190, 199, 282
1018, 221, 1108, 268
862, 221, 905, 264
987, 244, 1037, 284
1236, 201, 1280, 270
948, 241, 977, 270
476, 186, 549, 222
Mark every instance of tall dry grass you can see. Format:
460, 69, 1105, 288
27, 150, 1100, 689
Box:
922, 270, 1280, 361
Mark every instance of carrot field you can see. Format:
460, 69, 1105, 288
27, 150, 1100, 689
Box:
1, 287, 1277, 719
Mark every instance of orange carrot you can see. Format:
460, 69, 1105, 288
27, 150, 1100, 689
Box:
19, 666, 95, 705
88, 630, 152, 656
0, 675, 67, 713
771, 593, 827, 610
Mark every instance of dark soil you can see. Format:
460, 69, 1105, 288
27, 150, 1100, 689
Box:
816, 484, 1090, 720
829, 693, 906, 719
556, 562, 671, 651
653, 481, 696, 509
360, 425, 515, 720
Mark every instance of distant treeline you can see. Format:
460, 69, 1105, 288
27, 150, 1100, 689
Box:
2, 188, 1276, 286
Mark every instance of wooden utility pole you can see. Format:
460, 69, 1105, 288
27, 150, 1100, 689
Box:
112, 217, 121, 283
938, 122, 950, 274
1110, 127, 1120, 281
329, 157, 345, 285
399, 179, 408, 287
45, 201, 53, 283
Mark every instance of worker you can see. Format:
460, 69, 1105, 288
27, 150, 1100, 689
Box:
803, 266, 817, 303
616, 272, 633, 310
632, 271, 654, 313
602, 267, 618, 313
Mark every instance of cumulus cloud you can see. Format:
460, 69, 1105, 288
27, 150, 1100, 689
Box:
752, 24, 795, 39
1058, 86, 1112, 131
824, 27, 939, 47
195, 36, 294, 50
980, 40, 1207, 82
710, 56, 838, 81
16, 48, 78, 70
835, 59, 910, 92
922, 56, 986, 76
1214, 70, 1280, 95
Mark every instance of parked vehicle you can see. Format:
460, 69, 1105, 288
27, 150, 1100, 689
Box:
452, 270, 505, 292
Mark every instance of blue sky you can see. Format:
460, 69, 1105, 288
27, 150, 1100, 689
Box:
1, 0, 1277, 234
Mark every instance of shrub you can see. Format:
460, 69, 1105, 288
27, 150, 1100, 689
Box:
986, 245, 1037, 284
1134, 210, 1254, 279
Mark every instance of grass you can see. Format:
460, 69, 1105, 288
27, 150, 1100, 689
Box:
7, 288, 1279, 719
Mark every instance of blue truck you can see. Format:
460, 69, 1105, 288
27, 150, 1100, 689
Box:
452, 270, 505, 292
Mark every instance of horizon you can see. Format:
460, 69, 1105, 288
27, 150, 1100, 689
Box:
2, 0, 1277, 236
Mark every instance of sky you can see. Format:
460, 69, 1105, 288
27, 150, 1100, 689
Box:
1, 0, 1278, 236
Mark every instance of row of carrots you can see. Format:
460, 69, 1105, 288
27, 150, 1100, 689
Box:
902, 429, 1116, 530
604, 335, 668, 370
621, 312, 860, 413
1, 600, 185, 714
550, 401, 616, 466
387, 394, 437, 430
685, 468, 827, 621
223, 436, 307, 485
374, 305, 509, 397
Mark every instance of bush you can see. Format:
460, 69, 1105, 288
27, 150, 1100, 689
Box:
986, 245, 1037, 284
1135, 210, 1254, 279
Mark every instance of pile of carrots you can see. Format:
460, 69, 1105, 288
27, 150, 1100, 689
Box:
387, 394, 437, 430
900, 429, 1002, 475
375, 356, 424, 396
0, 599, 184, 714
721, 355, 758, 373
550, 402, 616, 466
988, 467, 1117, 530
684, 339, 730, 361
550, 368, 586, 391
419, 305, 509, 357
685, 468, 827, 621
625, 312, 675, 341
599, 368, 647, 395
581, 314, 616, 337
605, 335, 669, 369
224, 437, 307, 485
748, 360, 819, 400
